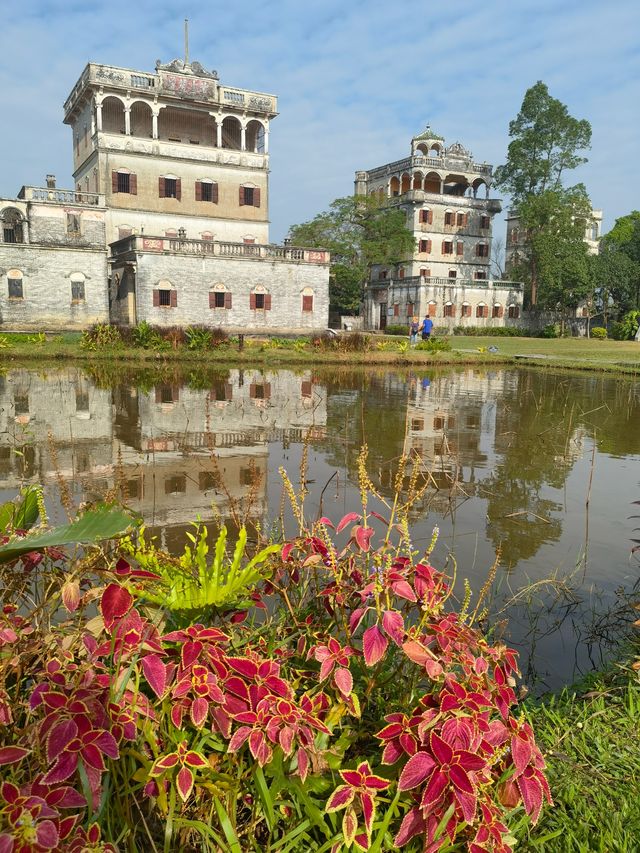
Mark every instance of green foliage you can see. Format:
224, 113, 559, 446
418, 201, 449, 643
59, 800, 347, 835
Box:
495, 80, 592, 203
539, 323, 561, 338
415, 337, 452, 352
312, 331, 372, 353
384, 324, 410, 336
0, 504, 134, 563
610, 309, 640, 341
133, 524, 279, 620
0, 486, 42, 535
185, 325, 214, 351
80, 323, 123, 350
452, 325, 535, 337
289, 195, 415, 314
590, 326, 608, 339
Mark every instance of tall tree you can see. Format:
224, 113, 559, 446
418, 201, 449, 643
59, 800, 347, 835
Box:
288, 196, 415, 314
496, 82, 592, 306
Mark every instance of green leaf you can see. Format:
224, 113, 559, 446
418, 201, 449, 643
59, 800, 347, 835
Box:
213, 797, 243, 853
0, 486, 42, 535
0, 505, 134, 563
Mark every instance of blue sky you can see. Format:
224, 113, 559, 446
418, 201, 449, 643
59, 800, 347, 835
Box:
0, 0, 638, 242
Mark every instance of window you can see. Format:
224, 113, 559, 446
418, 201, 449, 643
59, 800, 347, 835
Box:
428, 302, 437, 317
508, 305, 520, 319
456, 241, 464, 256
434, 417, 445, 430
165, 178, 177, 198
419, 209, 433, 224
250, 382, 271, 401
476, 243, 489, 257
421, 268, 431, 278
8, 277, 23, 299
75, 389, 89, 411
393, 303, 400, 317
419, 239, 432, 253
209, 289, 231, 309
250, 291, 272, 310
456, 212, 467, 226
444, 302, 455, 317
442, 240, 453, 255
476, 303, 488, 318
302, 294, 314, 312
480, 215, 490, 229
164, 475, 186, 495
71, 279, 85, 302
380, 270, 388, 279
444, 211, 454, 226
240, 467, 254, 486
66, 213, 81, 236
2, 210, 23, 243
160, 289, 172, 307
199, 471, 222, 491
399, 268, 405, 279
118, 227, 133, 240
14, 395, 29, 415
255, 293, 265, 310
239, 186, 261, 207
448, 270, 457, 279
411, 418, 424, 431
461, 303, 471, 317
301, 380, 312, 398
493, 304, 503, 318
112, 171, 137, 195
156, 385, 178, 404
196, 181, 218, 203
213, 291, 225, 308
474, 270, 487, 280
407, 302, 414, 316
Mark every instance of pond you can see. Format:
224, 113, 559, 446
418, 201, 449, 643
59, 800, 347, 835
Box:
1, 363, 638, 693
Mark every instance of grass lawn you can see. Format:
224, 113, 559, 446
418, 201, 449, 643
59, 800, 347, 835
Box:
449, 335, 640, 369
517, 649, 640, 852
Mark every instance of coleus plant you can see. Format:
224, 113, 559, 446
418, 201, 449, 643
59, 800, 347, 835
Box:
0, 492, 551, 852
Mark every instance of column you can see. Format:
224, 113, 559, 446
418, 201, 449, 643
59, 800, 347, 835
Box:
152, 110, 158, 139
440, 179, 444, 194
240, 123, 246, 152
96, 102, 103, 132
124, 108, 131, 136
216, 120, 222, 148
263, 129, 269, 154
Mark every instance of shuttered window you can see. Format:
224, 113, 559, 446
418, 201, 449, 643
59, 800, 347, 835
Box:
419, 209, 433, 224
196, 181, 218, 203
461, 304, 471, 317
302, 294, 313, 312
112, 171, 137, 194
480, 215, 490, 229
239, 186, 261, 207
508, 305, 520, 319
442, 241, 453, 255
493, 304, 504, 318
456, 241, 464, 256
444, 212, 454, 226
251, 293, 271, 310
159, 178, 181, 199
476, 304, 488, 318
428, 302, 437, 317
476, 243, 489, 257
153, 289, 177, 307
444, 303, 455, 317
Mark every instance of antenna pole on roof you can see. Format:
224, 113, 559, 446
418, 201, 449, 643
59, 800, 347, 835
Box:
184, 18, 189, 65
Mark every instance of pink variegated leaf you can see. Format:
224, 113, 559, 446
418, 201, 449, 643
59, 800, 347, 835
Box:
228, 726, 252, 753
46, 719, 78, 763
190, 697, 209, 729
349, 607, 368, 635
35, 820, 59, 850
100, 583, 133, 629
381, 740, 403, 765
326, 784, 356, 812
81, 744, 106, 771
61, 577, 81, 612
152, 752, 179, 774
354, 526, 374, 552
176, 766, 194, 802
449, 763, 475, 795
0, 746, 30, 766
319, 657, 334, 681
336, 512, 361, 534
342, 809, 358, 846
369, 511, 389, 526
511, 733, 534, 774
394, 806, 425, 846
141, 654, 168, 699
334, 666, 353, 698
382, 610, 405, 646
362, 625, 388, 667
420, 768, 448, 810
281, 542, 295, 562
391, 579, 417, 602
318, 516, 335, 529
397, 751, 436, 791
297, 746, 309, 783
41, 752, 78, 785
424, 658, 444, 679
402, 639, 432, 666
517, 773, 544, 823
361, 791, 376, 836
184, 751, 208, 768
226, 657, 258, 679
354, 832, 370, 851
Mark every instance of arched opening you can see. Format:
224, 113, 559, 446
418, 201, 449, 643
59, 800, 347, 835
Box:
400, 173, 411, 194
389, 176, 400, 197
424, 171, 441, 194
492, 303, 503, 318
102, 97, 125, 134
508, 304, 520, 319
461, 302, 471, 318
130, 101, 153, 139
158, 107, 212, 145
2, 209, 25, 244
221, 116, 242, 149
416, 143, 429, 155
443, 173, 469, 197
428, 143, 442, 157
412, 171, 424, 190
472, 178, 488, 199
70, 272, 86, 303
7, 269, 23, 299
245, 120, 265, 153
476, 302, 488, 319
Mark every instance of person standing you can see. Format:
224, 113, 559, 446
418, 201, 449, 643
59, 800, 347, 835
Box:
409, 316, 420, 345
420, 314, 433, 340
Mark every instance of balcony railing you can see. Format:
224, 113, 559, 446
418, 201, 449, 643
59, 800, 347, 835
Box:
367, 276, 523, 292
109, 235, 329, 264
366, 154, 493, 181
18, 186, 104, 206
388, 190, 501, 211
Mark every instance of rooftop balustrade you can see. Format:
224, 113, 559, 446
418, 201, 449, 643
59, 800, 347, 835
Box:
109, 234, 329, 265
17, 186, 105, 206
365, 154, 493, 181
367, 275, 524, 291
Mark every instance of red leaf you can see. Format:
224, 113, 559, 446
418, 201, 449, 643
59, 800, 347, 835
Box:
42, 751, 78, 785
424, 659, 443, 679
153, 752, 179, 773
382, 610, 405, 646
391, 580, 417, 602
336, 512, 361, 534
100, 583, 133, 629
0, 746, 29, 766
354, 526, 374, 552
420, 768, 448, 809
334, 666, 353, 698
430, 732, 453, 765
94, 730, 119, 760
398, 751, 437, 791
402, 640, 432, 666
46, 719, 77, 762
190, 697, 208, 728
318, 516, 335, 529
511, 733, 533, 774
35, 820, 59, 850
326, 784, 355, 812
363, 625, 388, 667
394, 806, 425, 846
369, 511, 389, 526
141, 655, 168, 699
176, 766, 194, 802
361, 791, 376, 835
281, 542, 295, 562
184, 751, 208, 768
354, 832, 369, 851
349, 607, 368, 635
342, 810, 358, 846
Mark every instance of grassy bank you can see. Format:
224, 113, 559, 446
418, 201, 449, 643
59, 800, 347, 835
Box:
519, 646, 640, 851
1, 331, 639, 374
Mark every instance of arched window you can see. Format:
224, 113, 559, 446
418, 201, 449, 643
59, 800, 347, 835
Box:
427, 301, 437, 318
2, 209, 24, 244
444, 301, 455, 318
70, 273, 86, 303
221, 116, 242, 149
301, 287, 314, 312
246, 120, 265, 153
153, 279, 177, 308
461, 302, 471, 317
250, 285, 271, 311
492, 303, 503, 318
209, 282, 231, 310
508, 304, 520, 319
130, 101, 153, 138
101, 96, 126, 134
7, 269, 23, 299
476, 302, 488, 318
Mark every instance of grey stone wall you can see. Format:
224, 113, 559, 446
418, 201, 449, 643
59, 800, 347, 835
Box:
0, 244, 109, 330
29, 209, 106, 249
126, 251, 329, 332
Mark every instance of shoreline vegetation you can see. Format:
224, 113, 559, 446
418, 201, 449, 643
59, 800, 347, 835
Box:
1, 330, 639, 376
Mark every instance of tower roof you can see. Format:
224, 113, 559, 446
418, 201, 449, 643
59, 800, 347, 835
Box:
413, 124, 444, 142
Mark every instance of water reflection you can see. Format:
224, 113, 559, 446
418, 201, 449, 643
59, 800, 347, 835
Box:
1, 365, 639, 692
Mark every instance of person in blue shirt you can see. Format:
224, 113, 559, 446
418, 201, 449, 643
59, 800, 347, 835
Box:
420, 315, 434, 340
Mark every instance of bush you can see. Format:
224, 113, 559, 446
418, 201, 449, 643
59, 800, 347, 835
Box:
452, 325, 534, 338
313, 331, 373, 353
609, 310, 640, 341
415, 336, 452, 352
129, 320, 166, 350
80, 323, 123, 350
538, 323, 560, 338
0, 472, 552, 852
185, 325, 213, 351
385, 324, 409, 337
591, 326, 608, 339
